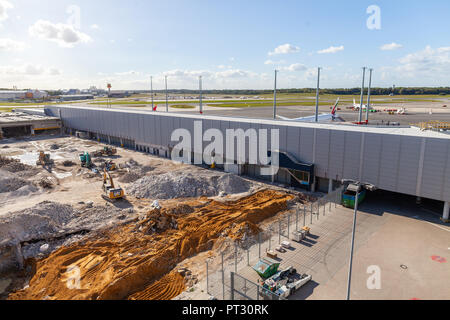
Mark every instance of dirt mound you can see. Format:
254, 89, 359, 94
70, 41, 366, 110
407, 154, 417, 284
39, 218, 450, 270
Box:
0, 201, 134, 261
0, 201, 74, 243
8, 190, 293, 300
0, 170, 32, 193
119, 171, 142, 183
128, 270, 185, 300
0, 156, 33, 173
128, 170, 252, 199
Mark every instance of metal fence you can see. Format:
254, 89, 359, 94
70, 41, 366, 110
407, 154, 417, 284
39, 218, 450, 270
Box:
206, 186, 345, 300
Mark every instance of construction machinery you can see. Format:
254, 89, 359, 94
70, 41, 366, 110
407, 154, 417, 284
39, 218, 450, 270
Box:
79, 152, 93, 168
93, 146, 117, 157
102, 168, 124, 201
36, 151, 54, 167
105, 160, 116, 171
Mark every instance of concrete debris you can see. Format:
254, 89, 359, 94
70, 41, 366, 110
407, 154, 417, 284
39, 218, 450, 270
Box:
62, 160, 76, 167
38, 178, 53, 189
0, 201, 136, 260
0, 156, 33, 173
49, 144, 60, 150
0, 170, 34, 193
128, 170, 252, 199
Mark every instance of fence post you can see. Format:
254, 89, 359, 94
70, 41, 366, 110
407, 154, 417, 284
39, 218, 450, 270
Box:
278, 220, 281, 244
296, 207, 299, 231
287, 215, 290, 238
221, 252, 225, 300
269, 229, 271, 251
230, 272, 235, 300
258, 233, 261, 259
310, 203, 313, 224
234, 243, 238, 273
303, 205, 306, 226
317, 202, 320, 220
206, 260, 209, 294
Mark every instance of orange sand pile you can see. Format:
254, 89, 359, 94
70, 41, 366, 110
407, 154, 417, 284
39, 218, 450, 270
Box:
9, 190, 294, 300
128, 270, 185, 300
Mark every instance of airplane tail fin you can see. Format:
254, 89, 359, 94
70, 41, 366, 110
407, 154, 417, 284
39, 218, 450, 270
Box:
331, 98, 340, 115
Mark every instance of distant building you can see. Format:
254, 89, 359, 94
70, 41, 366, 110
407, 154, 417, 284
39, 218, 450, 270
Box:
108, 90, 131, 98
0, 90, 26, 101
66, 89, 81, 95
60, 94, 94, 101
25, 90, 49, 100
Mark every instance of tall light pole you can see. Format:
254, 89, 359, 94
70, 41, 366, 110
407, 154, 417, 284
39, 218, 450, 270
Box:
342, 180, 376, 300
366, 69, 373, 124
273, 69, 278, 119
150, 76, 154, 111
199, 75, 203, 114
358, 67, 366, 124
165, 75, 168, 112
347, 189, 359, 300
315, 67, 321, 122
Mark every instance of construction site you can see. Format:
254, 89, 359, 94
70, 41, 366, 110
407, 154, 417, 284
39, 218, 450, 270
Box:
0, 104, 449, 301
0, 130, 319, 300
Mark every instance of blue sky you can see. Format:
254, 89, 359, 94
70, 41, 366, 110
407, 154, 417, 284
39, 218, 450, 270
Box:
0, 0, 449, 90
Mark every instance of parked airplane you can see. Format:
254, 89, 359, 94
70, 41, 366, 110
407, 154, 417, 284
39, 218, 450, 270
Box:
352, 98, 368, 110
277, 98, 344, 123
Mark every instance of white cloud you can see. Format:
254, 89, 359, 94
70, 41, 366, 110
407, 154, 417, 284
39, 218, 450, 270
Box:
29, 20, 92, 48
398, 46, 450, 73
0, 0, 13, 23
281, 63, 307, 72
90, 24, 100, 30
0, 38, 25, 51
215, 69, 251, 78
268, 44, 300, 56
317, 45, 344, 54
115, 70, 141, 76
381, 42, 403, 51
0, 63, 62, 76
264, 59, 286, 65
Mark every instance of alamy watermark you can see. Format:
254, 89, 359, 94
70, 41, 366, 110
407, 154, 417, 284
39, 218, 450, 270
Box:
66, 5, 81, 29
170, 121, 280, 176
366, 265, 381, 290
64, 265, 81, 290
366, 5, 381, 30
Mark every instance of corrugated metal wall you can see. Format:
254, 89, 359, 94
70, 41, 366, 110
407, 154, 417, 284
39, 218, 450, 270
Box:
47, 106, 450, 202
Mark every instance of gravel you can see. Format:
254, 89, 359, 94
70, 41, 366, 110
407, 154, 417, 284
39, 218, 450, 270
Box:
127, 170, 252, 199
0, 170, 33, 193
0, 201, 137, 259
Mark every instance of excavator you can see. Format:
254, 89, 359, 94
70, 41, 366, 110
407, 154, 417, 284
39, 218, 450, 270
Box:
36, 151, 54, 171
102, 168, 124, 201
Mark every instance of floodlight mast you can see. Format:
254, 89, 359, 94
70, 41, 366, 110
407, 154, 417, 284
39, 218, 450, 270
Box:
358, 67, 366, 123
366, 69, 373, 124
315, 67, 321, 122
165, 75, 168, 112
273, 70, 278, 119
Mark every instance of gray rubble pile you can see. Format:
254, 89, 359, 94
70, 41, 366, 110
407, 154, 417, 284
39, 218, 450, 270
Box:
0, 201, 135, 260
127, 170, 252, 199
0, 170, 35, 194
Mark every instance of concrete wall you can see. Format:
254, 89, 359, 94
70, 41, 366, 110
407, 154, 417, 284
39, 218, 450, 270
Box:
46, 106, 450, 202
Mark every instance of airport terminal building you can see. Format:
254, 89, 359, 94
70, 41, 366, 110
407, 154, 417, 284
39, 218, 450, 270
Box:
44, 105, 450, 220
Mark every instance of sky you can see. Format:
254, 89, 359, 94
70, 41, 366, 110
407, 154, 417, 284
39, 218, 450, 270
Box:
0, 0, 449, 90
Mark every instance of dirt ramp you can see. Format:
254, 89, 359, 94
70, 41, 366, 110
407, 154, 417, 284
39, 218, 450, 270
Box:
128, 270, 185, 300
8, 190, 294, 300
